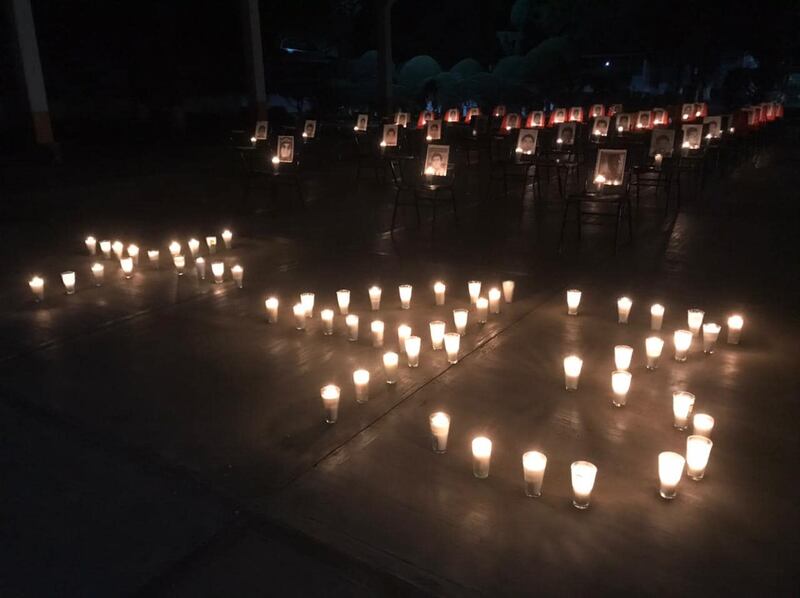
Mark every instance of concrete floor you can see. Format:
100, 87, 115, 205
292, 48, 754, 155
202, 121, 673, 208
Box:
1, 135, 798, 596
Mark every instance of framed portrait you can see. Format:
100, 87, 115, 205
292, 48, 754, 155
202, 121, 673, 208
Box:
649, 129, 675, 157
424, 144, 450, 177
569, 106, 583, 122
516, 128, 538, 155
615, 113, 631, 132
505, 113, 520, 130
302, 120, 316, 139
593, 149, 627, 186
553, 108, 567, 124
355, 114, 368, 131
590, 104, 605, 118
693, 103, 706, 118
382, 124, 399, 147
526, 111, 544, 127
493, 105, 507, 117
592, 117, 610, 137
652, 108, 667, 126
703, 116, 722, 139
445, 108, 460, 123
557, 123, 576, 145
427, 119, 442, 140
254, 120, 268, 140
277, 135, 294, 163
682, 124, 702, 149
636, 111, 652, 130
681, 104, 694, 121
395, 112, 409, 127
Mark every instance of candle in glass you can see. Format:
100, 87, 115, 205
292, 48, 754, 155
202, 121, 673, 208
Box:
673, 391, 695, 429
173, 255, 185, 276
564, 355, 583, 390
658, 451, 686, 499
399, 284, 413, 310
336, 289, 350, 315
120, 257, 134, 279
320, 309, 334, 335
702, 323, 721, 353
522, 451, 547, 497
429, 320, 445, 350
645, 336, 664, 369
383, 351, 398, 383
611, 370, 632, 407
371, 320, 385, 347
61, 271, 76, 294
488, 288, 501, 314
397, 324, 411, 352
126, 244, 139, 265
205, 236, 217, 254
476, 297, 489, 323
687, 309, 705, 335
654, 153, 663, 167
297, 292, 313, 318
187, 238, 200, 258
468, 280, 482, 305
195, 257, 206, 280
453, 309, 468, 335
686, 435, 713, 480
674, 330, 692, 361
293, 303, 306, 330
571, 461, 597, 509
148, 249, 160, 268
650, 303, 665, 331
434, 281, 446, 306
405, 335, 421, 367
444, 332, 460, 364
85, 236, 97, 255
169, 241, 181, 257
727, 315, 743, 344
112, 240, 124, 260
502, 280, 515, 303
567, 289, 582, 315
693, 413, 714, 437
91, 262, 104, 286
472, 437, 492, 478
353, 369, 370, 403
100, 240, 112, 259
430, 412, 450, 453
368, 286, 381, 310
614, 345, 633, 371
29, 276, 44, 301
211, 261, 224, 284
321, 385, 340, 424
221, 229, 233, 249
617, 296, 632, 324
265, 297, 278, 323
346, 314, 359, 341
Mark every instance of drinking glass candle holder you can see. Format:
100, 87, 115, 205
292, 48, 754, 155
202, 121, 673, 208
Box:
687, 309, 705, 336
346, 314, 359, 341
371, 320, 385, 347
148, 249, 160, 268
453, 309, 468, 335
571, 461, 597, 509
300, 293, 315, 318
91, 263, 104, 286
502, 280, 515, 303
100, 240, 112, 259
617, 296, 633, 324
211, 262, 224, 284
673, 330, 692, 361
399, 284, 413, 310
522, 451, 547, 497
672, 391, 695, 429
205, 236, 217, 254
173, 255, 186, 276
686, 435, 713, 480
195, 257, 206, 280
476, 298, 489, 323
566, 289, 582, 315
293, 303, 307, 330
472, 437, 492, 478
429, 412, 450, 453
702, 323, 721, 353
61, 271, 76, 295
221, 229, 233, 249
614, 345, 633, 371
468, 281, 482, 305
112, 240, 124, 260
368, 286, 381, 310
488, 288, 502, 314
320, 384, 340, 424
383, 352, 398, 383
397, 324, 411, 352
337, 289, 350, 315
429, 321, 445, 350
265, 297, 279, 323
85, 236, 97, 255
231, 265, 243, 288
444, 332, 460, 364
650, 304, 665, 331
187, 238, 200, 258
564, 356, 583, 390
320, 309, 334, 335
120, 257, 134, 279
405, 336, 421, 367
693, 413, 714, 437
611, 370, 632, 407
169, 241, 181, 257
29, 276, 44, 301
645, 336, 664, 369
353, 369, 370, 403
727, 315, 743, 344
127, 244, 139, 265
658, 451, 686, 499
434, 281, 446, 306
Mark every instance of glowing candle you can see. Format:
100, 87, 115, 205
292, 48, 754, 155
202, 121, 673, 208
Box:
645, 336, 664, 370
564, 355, 583, 390
472, 437, 492, 478
231, 265, 243, 288
85, 236, 97, 255
383, 351, 398, 383
320, 308, 334, 335
658, 451, 686, 499
346, 314, 359, 341
686, 435, 713, 480
120, 257, 133, 279
693, 413, 714, 437
444, 332, 460, 364
265, 297, 278, 323
205, 236, 217, 254
211, 261, 224, 284
571, 461, 597, 509
148, 249, 160, 268
195, 257, 206, 280
488, 288, 501, 314
702, 323, 721, 353
405, 335, 421, 367
169, 241, 181, 258
674, 329, 692, 361
614, 345, 633, 371
434, 281, 446, 306
611, 370, 632, 407
187, 238, 200, 258
727, 315, 743, 344
321, 384, 340, 424
353, 369, 370, 403
399, 284, 413, 309
650, 303, 665, 331
336, 289, 350, 315
672, 391, 695, 429
687, 309, 705, 335
468, 280, 481, 305
654, 153, 663, 167
295, 293, 314, 319
100, 240, 112, 259
617, 296, 632, 324
91, 262, 104, 286
173, 255, 185, 276
430, 412, 451, 453
221, 229, 233, 249
61, 271, 76, 294
453, 309, 468, 335
566, 289, 581, 315
112, 240, 124, 260
397, 324, 411, 352
124, 244, 138, 265
522, 451, 547, 497
371, 320, 385, 347
476, 297, 488, 323
502, 280, 515, 303
429, 320, 445, 350
368, 286, 381, 310
293, 303, 306, 330
29, 276, 44, 301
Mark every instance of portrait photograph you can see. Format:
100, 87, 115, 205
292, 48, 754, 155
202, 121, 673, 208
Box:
493, 105, 507, 117
636, 111, 651, 129
693, 103, 706, 118
590, 104, 605, 118
615, 113, 631, 132
569, 107, 583, 122
649, 129, 675, 157
505, 113, 520, 129
424, 144, 450, 177
703, 116, 722, 138
382, 124, 398, 147
427, 119, 442, 140
395, 112, 409, 127
277, 135, 294, 163
446, 108, 460, 123
527, 111, 544, 127
254, 120, 268, 140
355, 113, 368, 131
593, 149, 627, 186
516, 128, 538, 155
303, 120, 316, 139
682, 124, 702, 148
592, 117, 610, 137
553, 108, 566, 124
652, 108, 667, 125
557, 123, 576, 145
681, 103, 694, 120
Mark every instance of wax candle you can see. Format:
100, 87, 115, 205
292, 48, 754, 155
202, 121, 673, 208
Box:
674, 330, 692, 362
85, 236, 97, 255
702, 323, 721, 353
173, 255, 185, 276
112, 240, 124, 260
230, 264, 243, 288
434, 281, 446, 306
453, 309, 468, 335
468, 280, 482, 305
687, 309, 705, 335
205, 236, 217, 254
727, 315, 743, 344
429, 320, 445, 350
658, 451, 686, 499
61, 271, 76, 295
210, 261, 223, 284
693, 413, 714, 437
566, 289, 581, 315
321, 309, 334, 335
346, 314, 359, 341
337, 289, 350, 315
430, 412, 450, 453
617, 296, 632, 324
405, 335, 421, 367
120, 257, 134, 279
398, 324, 411, 352
571, 461, 597, 509
645, 336, 664, 370
371, 320, 385, 347
148, 249, 160, 268
522, 451, 547, 497
650, 303, 665, 331
300, 293, 315, 318
91, 262, 104, 286
614, 345, 633, 371
472, 437, 492, 478
673, 391, 695, 429
444, 332, 460, 364
476, 297, 489, 323
488, 288, 501, 314
611, 370, 632, 407
265, 297, 278, 323
383, 351, 398, 383
169, 241, 181, 257
686, 435, 713, 480
187, 238, 200, 258
368, 286, 381, 310
353, 369, 370, 403
293, 303, 306, 330
125, 244, 138, 265
221, 229, 233, 249
502, 280, 515, 303
654, 153, 663, 167
195, 257, 206, 280
399, 284, 412, 310
564, 355, 583, 390
100, 240, 112, 259
29, 276, 44, 301
321, 385, 340, 424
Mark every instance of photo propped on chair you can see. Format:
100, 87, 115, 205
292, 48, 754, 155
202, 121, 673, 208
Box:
254, 120, 268, 140
355, 114, 368, 131
593, 149, 627, 186
649, 129, 675, 157
277, 136, 294, 163
382, 124, 399, 147
516, 129, 538, 155
427, 119, 442, 140
302, 120, 316, 139
424, 145, 450, 177
681, 124, 703, 149
592, 117, 610, 137
557, 123, 576, 145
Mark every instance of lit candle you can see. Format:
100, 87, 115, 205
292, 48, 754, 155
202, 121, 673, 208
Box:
125, 244, 138, 265
187, 238, 200, 258
617, 296, 632, 324
173, 255, 185, 276
429, 320, 445, 350
654, 153, 663, 167
319, 309, 333, 336
611, 370, 632, 407
571, 461, 597, 509
430, 412, 450, 453
702, 323, 721, 353
29, 276, 44, 301
444, 332, 460, 364
91, 262, 104, 286
432, 281, 447, 306
321, 385, 340, 424
650, 303, 665, 331
169, 241, 181, 257
61, 270, 76, 295
658, 451, 685, 499
645, 336, 664, 369
148, 249, 160, 268
399, 284, 413, 309
211, 261, 224, 284
686, 435, 713, 480
300, 293, 315, 318
453, 309, 468, 335
472, 436, 492, 478
112, 240, 124, 260
727, 315, 743, 344
522, 451, 547, 497
336, 289, 350, 315
566, 289, 581, 315
100, 240, 112, 259
405, 335, 421, 367
383, 351, 398, 383
502, 280, 515, 303
221, 229, 233, 249
564, 355, 583, 390
488, 288, 501, 314
120, 257, 134, 279
368, 286, 381, 310
353, 369, 370, 403
397, 324, 411, 352
468, 280, 482, 305
346, 314, 359, 341
687, 309, 705, 335
85, 236, 97, 255
231, 264, 243, 288
265, 297, 279, 323
672, 391, 695, 429
371, 320, 385, 347
293, 303, 306, 330
674, 329, 692, 361
693, 413, 715, 437
614, 345, 633, 371
195, 257, 206, 280
205, 236, 217, 254
476, 297, 488, 323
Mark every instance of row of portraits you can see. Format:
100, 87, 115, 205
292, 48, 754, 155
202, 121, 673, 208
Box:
254, 120, 318, 141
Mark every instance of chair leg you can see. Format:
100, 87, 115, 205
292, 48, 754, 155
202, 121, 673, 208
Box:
390, 189, 400, 231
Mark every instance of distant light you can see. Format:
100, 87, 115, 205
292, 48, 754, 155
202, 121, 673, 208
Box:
604, 61, 611, 67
